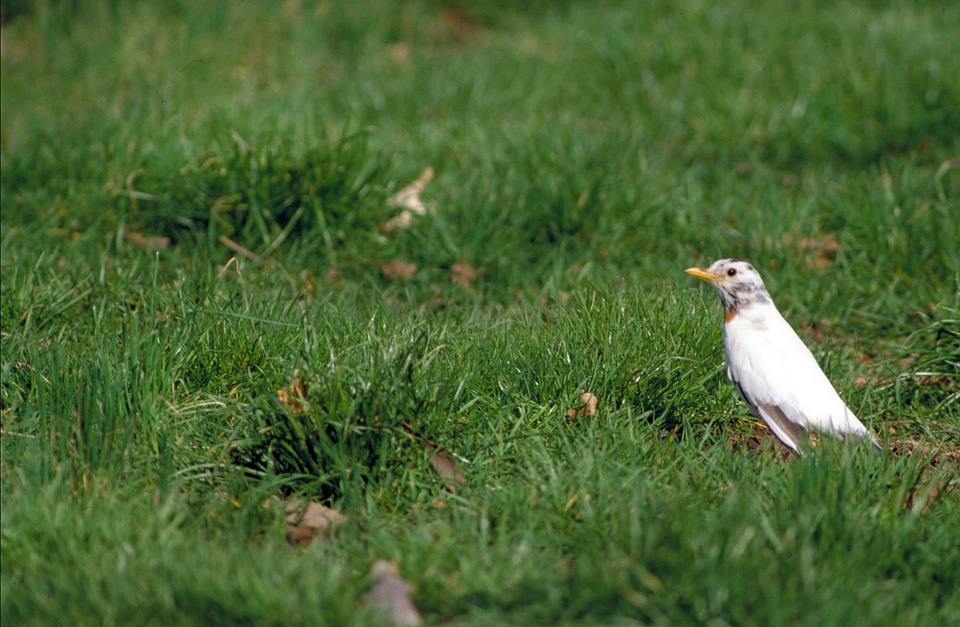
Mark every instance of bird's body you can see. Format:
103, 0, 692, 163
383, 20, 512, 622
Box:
685, 259, 880, 454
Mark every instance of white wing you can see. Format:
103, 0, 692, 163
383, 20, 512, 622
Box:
724, 304, 878, 451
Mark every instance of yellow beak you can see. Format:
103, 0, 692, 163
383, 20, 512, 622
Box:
684, 267, 721, 282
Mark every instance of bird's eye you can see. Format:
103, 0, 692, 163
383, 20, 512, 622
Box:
727, 268, 738, 277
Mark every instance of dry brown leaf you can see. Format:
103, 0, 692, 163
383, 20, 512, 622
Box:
886, 438, 959, 514
450, 259, 483, 289
283, 500, 347, 546
124, 230, 171, 251
276, 371, 309, 415
797, 318, 832, 344
418, 295, 449, 312
426, 443, 466, 493
887, 438, 960, 468
365, 560, 422, 626
436, 7, 477, 44
380, 210, 416, 233
381, 167, 435, 233
381, 260, 417, 281
907, 477, 945, 514
388, 167, 434, 214
388, 42, 411, 65
799, 234, 841, 268
566, 390, 599, 421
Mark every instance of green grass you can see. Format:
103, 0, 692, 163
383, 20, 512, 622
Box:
2, 0, 959, 625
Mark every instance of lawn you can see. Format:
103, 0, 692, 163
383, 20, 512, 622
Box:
2, 1, 958, 625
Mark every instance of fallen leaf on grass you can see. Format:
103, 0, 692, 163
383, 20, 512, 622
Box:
800, 234, 840, 268
907, 477, 946, 514
426, 443, 466, 493
388, 42, 411, 65
276, 370, 309, 415
365, 560, 422, 626
398, 420, 468, 493
283, 500, 347, 546
780, 232, 842, 268
450, 259, 483, 289
389, 167, 434, 213
797, 318, 832, 344
435, 7, 477, 44
887, 437, 960, 469
886, 438, 959, 514
124, 229, 171, 251
381, 260, 418, 281
566, 390, 599, 421
418, 295, 450, 312
381, 167, 435, 233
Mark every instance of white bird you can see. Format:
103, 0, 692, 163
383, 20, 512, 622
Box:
685, 258, 880, 454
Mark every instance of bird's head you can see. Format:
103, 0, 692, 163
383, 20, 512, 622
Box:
685, 258, 772, 315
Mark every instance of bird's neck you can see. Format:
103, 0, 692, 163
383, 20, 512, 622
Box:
717, 284, 772, 314
725, 299, 780, 328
